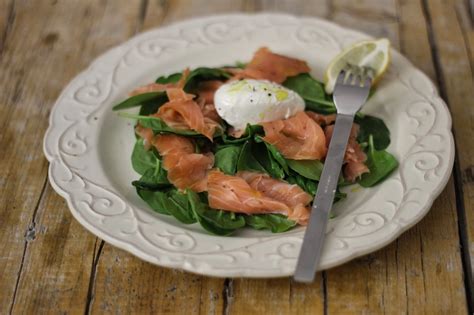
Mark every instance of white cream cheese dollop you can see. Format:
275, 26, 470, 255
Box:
214, 79, 305, 130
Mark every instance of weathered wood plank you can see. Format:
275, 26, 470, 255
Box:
258, 0, 330, 17
331, 0, 400, 48
0, 0, 14, 54
0, 1, 143, 313
425, 0, 474, 307
10, 185, 97, 314
90, 244, 225, 314
160, 0, 246, 25
325, 0, 468, 314
225, 276, 324, 315
326, 181, 467, 314
455, 0, 474, 69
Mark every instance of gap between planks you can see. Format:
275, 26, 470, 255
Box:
421, 0, 474, 312
8, 175, 49, 314
84, 240, 105, 315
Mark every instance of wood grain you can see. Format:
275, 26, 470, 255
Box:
456, 0, 474, 69
331, 0, 400, 48
0, 0, 472, 313
0, 0, 14, 55
224, 276, 324, 315
0, 0, 143, 313
90, 244, 225, 314
425, 0, 474, 306
10, 185, 97, 314
324, 0, 468, 314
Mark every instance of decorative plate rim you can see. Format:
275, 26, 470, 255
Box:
43, 13, 454, 278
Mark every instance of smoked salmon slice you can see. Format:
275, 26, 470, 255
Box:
129, 68, 190, 96
135, 124, 154, 150
153, 134, 214, 192
207, 170, 311, 224
324, 124, 369, 181
306, 111, 336, 126
232, 47, 310, 83
262, 111, 327, 160
238, 171, 312, 207
154, 88, 221, 140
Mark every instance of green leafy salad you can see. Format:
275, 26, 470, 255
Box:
113, 47, 398, 236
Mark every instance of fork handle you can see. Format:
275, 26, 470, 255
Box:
294, 113, 355, 283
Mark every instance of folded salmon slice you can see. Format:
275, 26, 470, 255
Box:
153, 88, 220, 140
325, 124, 369, 181
129, 68, 190, 96
207, 170, 311, 225
238, 171, 312, 207
153, 134, 214, 192
232, 47, 310, 83
306, 111, 336, 126
135, 124, 155, 150
262, 112, 327, 160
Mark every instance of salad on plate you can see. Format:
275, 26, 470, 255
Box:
113, 40, 398, 235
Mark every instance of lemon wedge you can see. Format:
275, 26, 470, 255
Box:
324, 38, 391, 94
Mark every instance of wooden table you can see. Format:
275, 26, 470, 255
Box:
1, 0, 473, 314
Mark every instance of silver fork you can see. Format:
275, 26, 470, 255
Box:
294, 66, 372, 283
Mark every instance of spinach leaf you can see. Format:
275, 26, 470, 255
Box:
167, 190, 197, 224
131, 139, 159, 175
112, 91, 165, 111
287, 159, 324, 181
132, 167, 170, 191
124, 113, 223, 137
283, 73, 337, 114
184, 67, 231, 92
359, 135, 398, 187
254, 137, 289, 173
117, 67, 230, 112
286, 174, 317, 196
252, 141, 285, 179
355, 115, 390, 150
137, 188, 197, 224
236, 141, 267, 173
187, 190, 245, 235
245, 214, 297, 233
235, 61, 247, 69
286, 174, 345, 203
221, 61, 247, 69
283, 73, 326, 101
138, 93, 169, 116
155, 72, 182, 84
334, 189, 347, 203
136, 189, 170, 215
119, 112, 200, 136
305, 99, 337, 114
214, 145, 242, 175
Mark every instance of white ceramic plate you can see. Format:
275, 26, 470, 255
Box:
44, 13, 454, 278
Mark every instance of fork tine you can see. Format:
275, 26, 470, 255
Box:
353, 74, 362, 86
336, 70, 346, 85
346, 72, 354, 85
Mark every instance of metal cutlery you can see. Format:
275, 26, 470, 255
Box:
294, 66, 373, 283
